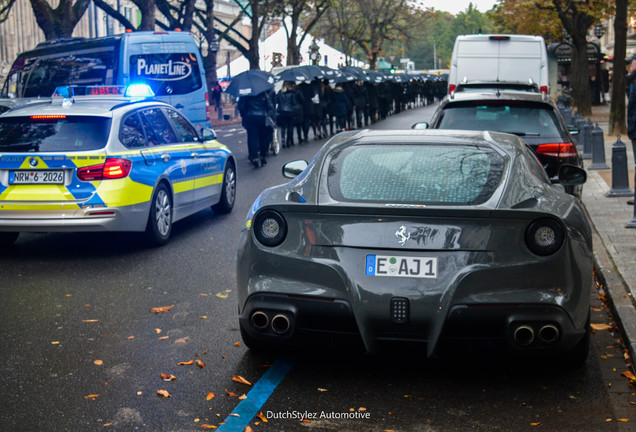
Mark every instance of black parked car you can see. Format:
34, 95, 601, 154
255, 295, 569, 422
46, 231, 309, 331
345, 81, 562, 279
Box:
415, 90, 583, 196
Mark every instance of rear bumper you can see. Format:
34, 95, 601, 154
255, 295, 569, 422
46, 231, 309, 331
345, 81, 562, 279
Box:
239, 293, 587, 355
0, 203, 149, 232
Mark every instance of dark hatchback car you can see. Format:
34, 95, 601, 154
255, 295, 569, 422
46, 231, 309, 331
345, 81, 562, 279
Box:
416, 90, 582, 196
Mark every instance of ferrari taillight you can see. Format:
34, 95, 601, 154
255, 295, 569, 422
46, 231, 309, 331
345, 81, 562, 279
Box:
77, 158, 132, 181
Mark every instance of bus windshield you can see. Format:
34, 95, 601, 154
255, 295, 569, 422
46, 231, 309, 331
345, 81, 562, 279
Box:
2, 47, 116, 98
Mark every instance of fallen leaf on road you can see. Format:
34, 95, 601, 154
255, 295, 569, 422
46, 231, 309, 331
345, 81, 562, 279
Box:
178, 360, 194, 366
239, 394, 247, 400
317, 388, 328, 392
358, 407, 367, 411
232, 375, 252, 385
150, 305, 174, 314
196, 360, 205, 368
174, 338, 189, 344
256, 411, 268, 422
216, 292, 229, 299
591, 323, 613, 331
94, 360, 103, 366
530, 422, 542, 426
127, 336, 135, 339
84, 394, 101, 399
245, 426, 253, 432
157, 389, 171, 398
229, 413, 240, 417
154, 328, 162, 334
103, 423, 112, 426
206, 392, 215, 401
617, 419, 630, 422
161, 373, 176, 381
51, 341, 60, 345
621, 371, 636, 381
234, 342, 241, 346
83, 319, 99, 323
225, 389, 238, 397
158, 336, 169, 340
201, 316, 207, 319
200, 424, 216, 429
300, 419, 311, 423
199, 293, 208, 296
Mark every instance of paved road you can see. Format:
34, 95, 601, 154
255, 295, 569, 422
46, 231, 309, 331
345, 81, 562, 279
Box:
0, 104, 633, 431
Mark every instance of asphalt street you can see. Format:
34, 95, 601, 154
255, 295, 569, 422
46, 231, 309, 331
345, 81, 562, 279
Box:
0, 104, 634, 432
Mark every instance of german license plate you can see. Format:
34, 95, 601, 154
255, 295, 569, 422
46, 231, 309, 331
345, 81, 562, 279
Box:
365, 255, 437, 278
9, 170, 64, 184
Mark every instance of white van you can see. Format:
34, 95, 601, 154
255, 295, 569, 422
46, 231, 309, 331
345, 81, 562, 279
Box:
1, 31, 210, 129
448, 34, 549, 95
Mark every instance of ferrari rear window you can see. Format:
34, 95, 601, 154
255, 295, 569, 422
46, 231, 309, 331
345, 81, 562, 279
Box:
328, 144, 504, 205
0, 116, 110, 152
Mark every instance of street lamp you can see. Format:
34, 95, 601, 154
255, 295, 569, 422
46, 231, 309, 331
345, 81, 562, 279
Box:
308, 39, 320, 66
594, 22, 605, 39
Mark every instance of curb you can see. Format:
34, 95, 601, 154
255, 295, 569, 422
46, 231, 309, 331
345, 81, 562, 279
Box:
587, 208, 636, 367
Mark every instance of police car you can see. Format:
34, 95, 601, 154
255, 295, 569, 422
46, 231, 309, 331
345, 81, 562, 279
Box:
0, 84, 236, 246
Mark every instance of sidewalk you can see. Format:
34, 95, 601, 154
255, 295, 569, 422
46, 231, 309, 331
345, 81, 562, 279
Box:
583, 103, 636, 362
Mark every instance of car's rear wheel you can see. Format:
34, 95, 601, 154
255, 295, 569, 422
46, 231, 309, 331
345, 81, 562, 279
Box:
212, 162, 236, 214
145, 183, 172, 246
0, 232, 19, 246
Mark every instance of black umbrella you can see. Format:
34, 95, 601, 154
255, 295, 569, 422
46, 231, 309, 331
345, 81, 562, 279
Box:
328, 70, 356, 84
340, 66, 368, 82
294, 65, 325, 80
225, 70, 276, 97
275, 68, 311, 83
366, 70, 385, 84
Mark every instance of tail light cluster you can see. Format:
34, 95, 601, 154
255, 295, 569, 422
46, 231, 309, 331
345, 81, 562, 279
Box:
536, 143, 578, 159
77, 158, 132, 181
525, 218, 564, 256
448, 84, 456, 94
253, 210, 287, 247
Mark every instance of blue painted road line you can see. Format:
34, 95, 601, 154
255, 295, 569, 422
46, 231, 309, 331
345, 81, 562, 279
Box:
216, 354, 296, 431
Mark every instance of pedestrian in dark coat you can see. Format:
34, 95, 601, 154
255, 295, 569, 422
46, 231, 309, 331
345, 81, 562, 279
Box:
364, 81, 378, 125
276, 82, 302, 148
299, 82, 316, 142
332, 83, 349, 133
237, 90, 275, 168
353, 80, 368, 129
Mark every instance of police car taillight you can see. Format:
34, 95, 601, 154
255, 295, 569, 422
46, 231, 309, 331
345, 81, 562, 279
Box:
77, 158, 132, 181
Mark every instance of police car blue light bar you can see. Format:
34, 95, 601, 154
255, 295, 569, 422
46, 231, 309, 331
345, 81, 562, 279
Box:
125, 84, 155, 98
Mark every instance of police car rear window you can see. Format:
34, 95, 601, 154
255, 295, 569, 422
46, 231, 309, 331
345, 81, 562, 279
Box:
0, 116, 111, 152
327, 144, 504, 205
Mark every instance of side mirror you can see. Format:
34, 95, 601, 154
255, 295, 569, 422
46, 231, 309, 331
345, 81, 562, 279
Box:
282, 160, 308, 178
411, 122, 429, 130
558, 164, 587, 186
201, 128, 217, 141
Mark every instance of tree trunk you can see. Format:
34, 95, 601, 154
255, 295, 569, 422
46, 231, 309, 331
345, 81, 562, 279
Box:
203, 0, 217, 94
287, 27, 300, 65
247, 3, 260, 70
30, 0, 90, 39
131, 0, 156, 30
610, 0, 628, 135
570, 34, 592, 116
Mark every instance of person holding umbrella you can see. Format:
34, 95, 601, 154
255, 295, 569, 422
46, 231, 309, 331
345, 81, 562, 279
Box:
226, 70, 276, 168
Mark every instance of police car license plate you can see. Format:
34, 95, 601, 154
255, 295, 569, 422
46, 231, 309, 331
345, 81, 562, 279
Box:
9, 170, 64, 184
365, 255, 437, 278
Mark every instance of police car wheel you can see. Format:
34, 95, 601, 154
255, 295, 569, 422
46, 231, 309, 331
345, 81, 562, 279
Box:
146, 183, 172, 246
212, 163, 236, 214
0, 232, 19, 245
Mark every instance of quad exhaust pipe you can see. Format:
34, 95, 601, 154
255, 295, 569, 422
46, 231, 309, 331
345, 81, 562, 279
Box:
250, 311, 291, 335
513, 325, 535, 346
513, 324, 560, 346
538, 324, 559, 344
250, 311, 269, 330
